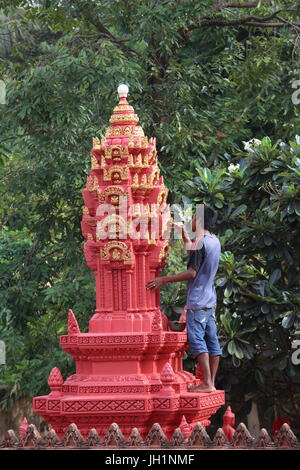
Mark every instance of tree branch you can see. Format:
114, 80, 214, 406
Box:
190, 9, 300, 29
199, 20, 300, 28
71, 1, 138, 56
214, 1, 273, 10
277, 15, 300, 31
185, 3, 300, 31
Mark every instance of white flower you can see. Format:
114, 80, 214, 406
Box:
242, 138, 262, 152
228, 163, 240, 173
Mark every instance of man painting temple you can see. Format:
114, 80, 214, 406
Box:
146, 205, 222, 393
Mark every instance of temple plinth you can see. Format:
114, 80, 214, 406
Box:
32, 85, 224, 439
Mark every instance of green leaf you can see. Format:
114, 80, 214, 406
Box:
294, 201, 300, 217
227, 340, 235, 355
231, 205, 247, 217
259, 281, 266, 296
216, 277, 227, 287
234, 342, 244, 359
214, 199, 223, 208
227, 340, 244, 359
261, 136, 272, 148
224, 286, 232, 298
254, 369, 265, 384
282, 312, 295, 329
269, 269, 281, 286
232, 356, 241, 368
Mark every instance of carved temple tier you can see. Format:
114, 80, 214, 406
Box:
32, 85, 225, 438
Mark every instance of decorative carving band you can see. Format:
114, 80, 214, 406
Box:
103, 166, 129, 183
63, 399, 145, 413
149, 398, 170, 409
98, 186, 128, 205
100, 241, 132, 265
109, 113, 139, 124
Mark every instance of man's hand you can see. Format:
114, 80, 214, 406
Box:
173, 222, 189, 240
146, 277, 165, 290
146, 268, 196, 290
173, 222, 193, 250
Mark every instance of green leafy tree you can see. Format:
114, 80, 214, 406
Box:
177, 136, 300, 431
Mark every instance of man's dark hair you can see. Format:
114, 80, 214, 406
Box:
203, 206, 218, 231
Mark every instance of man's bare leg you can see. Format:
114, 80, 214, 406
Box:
188, 352, 214, 392
209, 355, 220, 390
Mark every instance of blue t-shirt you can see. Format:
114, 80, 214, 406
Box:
186, 234, 221, 309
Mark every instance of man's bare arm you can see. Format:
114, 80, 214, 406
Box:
146, 267, 196, 290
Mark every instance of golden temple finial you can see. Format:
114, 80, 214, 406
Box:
110, 84, 138, 126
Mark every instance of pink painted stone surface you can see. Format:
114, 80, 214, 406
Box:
32, 86, 225, 439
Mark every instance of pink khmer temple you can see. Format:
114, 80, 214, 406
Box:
32, 85, 225, 439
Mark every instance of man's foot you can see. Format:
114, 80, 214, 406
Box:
188, 383, 216, 393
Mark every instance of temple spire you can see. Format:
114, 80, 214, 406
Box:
33, 85, 225, 439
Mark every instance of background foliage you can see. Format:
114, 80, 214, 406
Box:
0, 0, 300, 432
